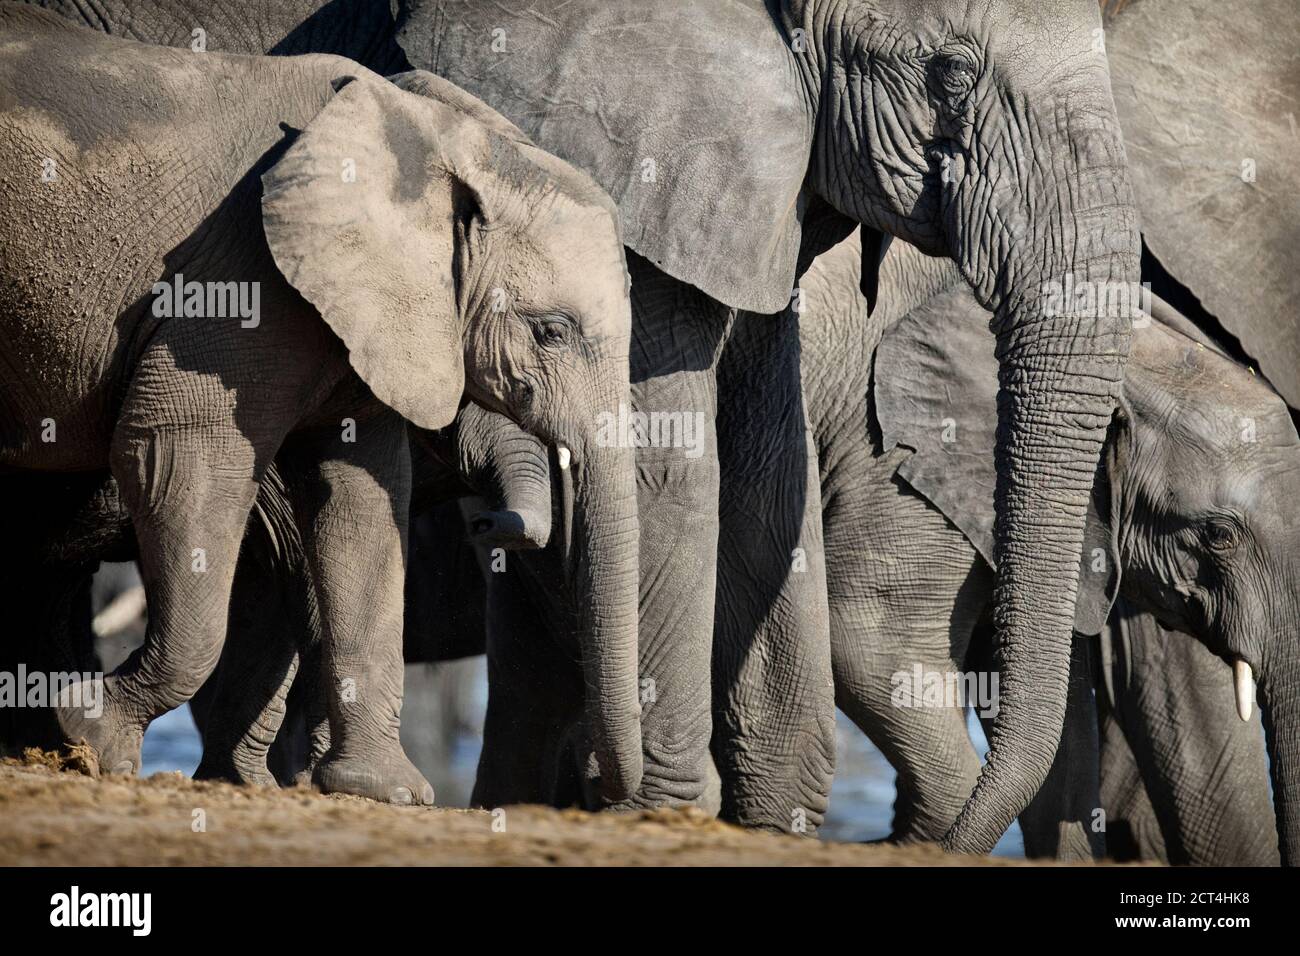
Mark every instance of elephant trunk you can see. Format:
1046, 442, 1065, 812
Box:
567, 435, 643, 802
457, 403, 553, 550
942, 109, 1140, 854
1261, 656, 1300, 865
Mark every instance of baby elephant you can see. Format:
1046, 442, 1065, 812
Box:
798, 232, 1296, 862
0, 7, 641, 803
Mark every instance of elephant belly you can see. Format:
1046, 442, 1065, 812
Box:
0, 297, 126, 471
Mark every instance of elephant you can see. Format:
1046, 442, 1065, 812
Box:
797, 230, 1287, 862
20, 0, 1147, 852
0, 7, 642, 804
398, 0, 1145, 849
1101, 0, 1300, 861
0, 386, 555, 785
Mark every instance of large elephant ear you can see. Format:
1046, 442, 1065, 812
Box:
396, 0, 813, 314
261, 72, 479, 431
1108, 0, 1300, 408
874, 283, 1121, 633
875, 286, 1002, 566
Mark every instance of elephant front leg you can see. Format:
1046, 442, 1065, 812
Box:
1097, 682, 1168, 861
712, 310, 836, 833
611, 257, 733, 811
473, 568, 586, 808
824, 458, 989, 842
286, 410, 434, 806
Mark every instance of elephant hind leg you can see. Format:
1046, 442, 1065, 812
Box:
193, 479, 315, 788
69, 417, 270, 774
824, 467, 988, 843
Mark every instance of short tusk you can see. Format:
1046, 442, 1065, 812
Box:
557, 445, 571, 470
1233, 658, 1255, 722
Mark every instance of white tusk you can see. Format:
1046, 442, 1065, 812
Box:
1233, 658, 1255, 722
91, 585, 147, 639
557, 445, 571, 470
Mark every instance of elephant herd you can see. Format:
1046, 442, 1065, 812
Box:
0, 0, 1296, 865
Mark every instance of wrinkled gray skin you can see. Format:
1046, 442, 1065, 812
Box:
1107, 0, 1300, 410
802, 232, 1288, 862
25, 0, 1145, 849
403, 0, 1142, 848
188, 401, 553, 787
0, 9, 641, 803
1097, 600, 1277, 865
0, 398, 548, 784
1103, 0, 1300, 862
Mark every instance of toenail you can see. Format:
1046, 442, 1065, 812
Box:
390, 787, 413, 805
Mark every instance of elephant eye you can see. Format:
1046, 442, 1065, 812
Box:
1204, 520, 1241, 554
931, 53, 977, 98
532, 314, 573, 349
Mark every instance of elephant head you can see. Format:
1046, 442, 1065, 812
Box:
1101, 325, 1300, 864
398, 0, 1141, 849
259, 69, 642, 800
875, 246, 1300, 862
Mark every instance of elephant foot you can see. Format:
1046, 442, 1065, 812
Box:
54, 676, 143, 776
312, 746, 435, 806
193, 752, 278, 789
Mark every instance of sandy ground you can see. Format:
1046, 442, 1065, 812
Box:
0, 752, 1048, 866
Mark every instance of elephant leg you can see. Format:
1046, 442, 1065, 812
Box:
824, 447, 988, 842
613, 256, 733, 809
278, 638, 330, 788
713, 308, 835, 833
68, 407, 268, 774
473, 565, 585, 808
284, 410, 434, 806
974, 632, 1102, 860
1098, 603, 1279, 865
0, 562, 95, 752
192, 478, 316, 787
1097, 676, 1167, 862
191, 576, 301, 787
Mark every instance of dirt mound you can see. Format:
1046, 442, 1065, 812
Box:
0, 760, 1046, 866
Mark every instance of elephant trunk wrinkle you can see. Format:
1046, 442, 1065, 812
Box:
569, 440, 643, 803
942, 112, 1141, 852
1260, 657, 1300, 865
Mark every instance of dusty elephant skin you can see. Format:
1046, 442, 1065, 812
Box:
17, 0, 1147, 853
798, 233, 1289, 864
0, 9, 642, 805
